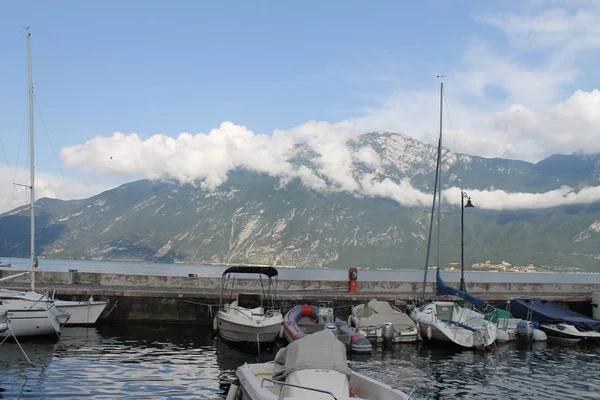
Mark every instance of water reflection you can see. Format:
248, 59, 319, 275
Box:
0, 324, 598, 399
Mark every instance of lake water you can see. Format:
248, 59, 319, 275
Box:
2, 257, 600, 284
1, 324, 598, 399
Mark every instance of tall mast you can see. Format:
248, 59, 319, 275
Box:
27, 32, 36, 291
421, 81, 444, 300
436, 83, 443, 272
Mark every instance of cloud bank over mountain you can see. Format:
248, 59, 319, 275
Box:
60, 121, 600, 211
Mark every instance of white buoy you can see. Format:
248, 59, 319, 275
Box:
592, 292, 600, 320
213, 316, 218, 332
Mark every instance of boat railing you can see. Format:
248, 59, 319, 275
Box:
261, 378, 338, 400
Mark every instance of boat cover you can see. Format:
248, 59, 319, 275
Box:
509, 298, 600, 332
352, 299, 415, 331
273, 330, 351, 381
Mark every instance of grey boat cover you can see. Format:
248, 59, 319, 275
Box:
273, 330, 351, 381
352, 298, 415, 331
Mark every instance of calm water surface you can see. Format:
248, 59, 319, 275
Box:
0, 324, 598, 399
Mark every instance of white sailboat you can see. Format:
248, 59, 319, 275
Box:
410, 81, 497, 349
0, 33, 106, 329
0, 32, 63, 338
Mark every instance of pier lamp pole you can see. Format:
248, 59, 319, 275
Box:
460, 191, 474, 292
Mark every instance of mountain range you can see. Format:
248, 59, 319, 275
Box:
1, 132, 600, 272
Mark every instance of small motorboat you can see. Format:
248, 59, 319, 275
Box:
282, 301, 372, 353
486, 306, 547, 343
508, 298, 600, 343
349, 298, 419, 343
227, 330, 410, 400
215, 266, 283, 345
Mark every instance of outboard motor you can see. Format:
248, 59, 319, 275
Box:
517, 320, 534, 340
316, 302, 334, 325
382, 322, 395, 342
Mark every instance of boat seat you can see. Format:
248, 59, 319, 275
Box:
283, 369, 349, 400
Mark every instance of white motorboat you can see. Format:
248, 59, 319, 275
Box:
349, 298, 419, 343
0, 288, 106, 325
507, 298, 600, 343
0, 291, 61, 338
486, 307, 547, 343
411, 301, 497, 348
216, 266, 283, 345
53, 297, 107, 325
227, 330, 410, 400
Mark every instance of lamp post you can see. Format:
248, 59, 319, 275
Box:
460, 191, 474, 292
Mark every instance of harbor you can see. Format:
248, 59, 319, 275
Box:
1, 264, 599, 323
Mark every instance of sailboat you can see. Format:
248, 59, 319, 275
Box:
409, 81, 497, 348
0, 32, 63, 338
0, 32, 107, 329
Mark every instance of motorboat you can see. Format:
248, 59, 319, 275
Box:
216, 266, 283, 345
507, 298, 600, 343
486, 306, 547, 343
53, 297, 108, 325
0, 289, 62, 338
227, 330, 410, 400
282, 301, 372, 353
348, 298, 419, 343
0, 288, 106, 325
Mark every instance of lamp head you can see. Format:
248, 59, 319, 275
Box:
465, 197, 474, 208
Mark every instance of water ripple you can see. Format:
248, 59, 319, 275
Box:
0, 325, 598, 399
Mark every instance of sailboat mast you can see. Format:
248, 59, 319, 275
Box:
27, 32, 36, 291
436, 83, 443, 271
421, 81, 444, 300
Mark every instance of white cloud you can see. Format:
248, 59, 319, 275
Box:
0, 165, 112, 213
444, 185, 600, 210
490, 89, 600, 159
59, 120, 600, 211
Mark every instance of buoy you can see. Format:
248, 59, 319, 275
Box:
213, 317, 218, 332
426, 325, 432, 340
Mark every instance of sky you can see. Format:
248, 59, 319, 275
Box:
1, 1, 600, 213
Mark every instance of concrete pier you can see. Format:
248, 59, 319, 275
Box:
1, 269, 598, 324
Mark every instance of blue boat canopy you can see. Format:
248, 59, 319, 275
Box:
509, 298, 600, 332
435, 269, 491, 312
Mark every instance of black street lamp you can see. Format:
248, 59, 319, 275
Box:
460, 191, 474, 292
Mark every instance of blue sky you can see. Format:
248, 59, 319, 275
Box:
1, 1, 600, 212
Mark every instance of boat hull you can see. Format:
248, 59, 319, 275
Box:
411, 302, 497, 348
282, 305, 372, 353
540, 323, 600, 343
234, 362, 409, 400
217, 311, 282, 344
55, 300, 108, 325
0, 299, 61, 338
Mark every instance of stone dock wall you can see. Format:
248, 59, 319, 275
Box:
1, 270, 598, 324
